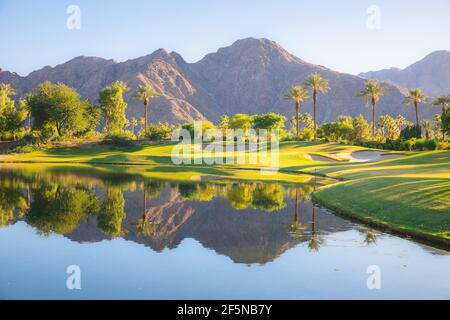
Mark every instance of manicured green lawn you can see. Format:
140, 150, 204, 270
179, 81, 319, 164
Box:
1, 141, 449, 245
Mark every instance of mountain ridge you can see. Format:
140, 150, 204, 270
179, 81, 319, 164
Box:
359, 50, 450, 96
0, 37, 437, 124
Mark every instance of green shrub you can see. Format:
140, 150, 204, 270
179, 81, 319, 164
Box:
140, 122, 175, 141
400, 125, 422, 140
104, 131, 135, 147
423, 139, 439, 150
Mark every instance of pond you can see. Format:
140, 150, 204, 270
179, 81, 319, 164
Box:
0, 166, 449, 299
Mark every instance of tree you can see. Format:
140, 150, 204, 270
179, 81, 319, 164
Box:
99, 81, 130, 134
284, 86, 310, 137
421, 119, 433, 140
0, 83, 27, 140
0, 83, 16, 112
304, 73, 330, 140
138, 117, 145, 131
252, 113, 286, 138
129, 117, 138, 134
358, 80, 388, 137
349, 115, 371, 143
19, 93, 32, 130
404, 88, 427, 126
229, 114, 253, 137
432, 95, 450, 140
133, 84, 160, 132
442, 108, 450, 136
218, 115, 229, 137
26, 81, 92, 137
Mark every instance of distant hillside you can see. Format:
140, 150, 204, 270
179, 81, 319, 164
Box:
359, 50, 450, 97
1, 38, 437, 124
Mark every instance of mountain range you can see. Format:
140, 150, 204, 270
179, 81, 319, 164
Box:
359, 50, 450, 97
1, 38, 444, 125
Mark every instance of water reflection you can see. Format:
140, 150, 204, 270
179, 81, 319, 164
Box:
0, 168, 379, 264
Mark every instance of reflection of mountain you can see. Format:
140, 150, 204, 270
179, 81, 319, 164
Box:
69, 186, 354, 264
0, 169, 356, 264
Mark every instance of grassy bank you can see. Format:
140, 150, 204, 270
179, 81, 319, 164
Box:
0, 141, 449, 246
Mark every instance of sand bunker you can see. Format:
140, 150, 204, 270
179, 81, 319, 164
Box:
305, 150, 404, 163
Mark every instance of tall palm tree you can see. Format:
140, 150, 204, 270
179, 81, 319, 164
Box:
403, 88, 427, 126
304, 73, 329, 140
432, 95, 450, 140
358, 80, 388, 137
284, 86, 310, 138
133, 84, 160, 132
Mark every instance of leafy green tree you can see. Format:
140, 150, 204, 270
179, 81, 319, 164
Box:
432, 95, 450, 140
133, 84, 160, 132
349, 115, 371, 143
0, 83, 16, 111
378, 115, 405, 140
358, 80, 388, 137
26, 81, 92, 137
229, 114, 253, 137
442, 108, 450, 136
403, 88, 427, 126
0, 83, 27, 140
99, 81, 130, 134
252, 113, 286, 138
284, 86, 310, 137
304, 73, 330, 140
143, 122, 174, 141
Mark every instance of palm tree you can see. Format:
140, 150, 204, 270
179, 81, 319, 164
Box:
284, 86, 310, 138
404, 88, 427, 126
358, 80, 388, 137
304, 73, 330, 140
432, 95, 450, 140
133, 84, 160, 132
421, 119, 433, 140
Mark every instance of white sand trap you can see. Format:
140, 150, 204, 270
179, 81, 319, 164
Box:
332, 151, 404, 163
305, 151, 405, 163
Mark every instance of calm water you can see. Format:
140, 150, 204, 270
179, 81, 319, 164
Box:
0, 166, 449, 300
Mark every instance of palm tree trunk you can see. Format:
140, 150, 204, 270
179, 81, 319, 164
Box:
415, 101, 419, 126
313, 90, 317, 140
295, 101, 300, 138
443, 106, 446, 141
27, 112, 31, 130
144, 101, 148, 132
372, 99, 376, 137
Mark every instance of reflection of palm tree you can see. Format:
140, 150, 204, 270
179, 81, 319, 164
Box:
362, 229, 378, 246
289, 188, 307, 236
308, 206, 323, 252
134, 215, 155, 237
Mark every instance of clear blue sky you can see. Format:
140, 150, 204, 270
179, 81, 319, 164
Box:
1, 0, 449, 76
